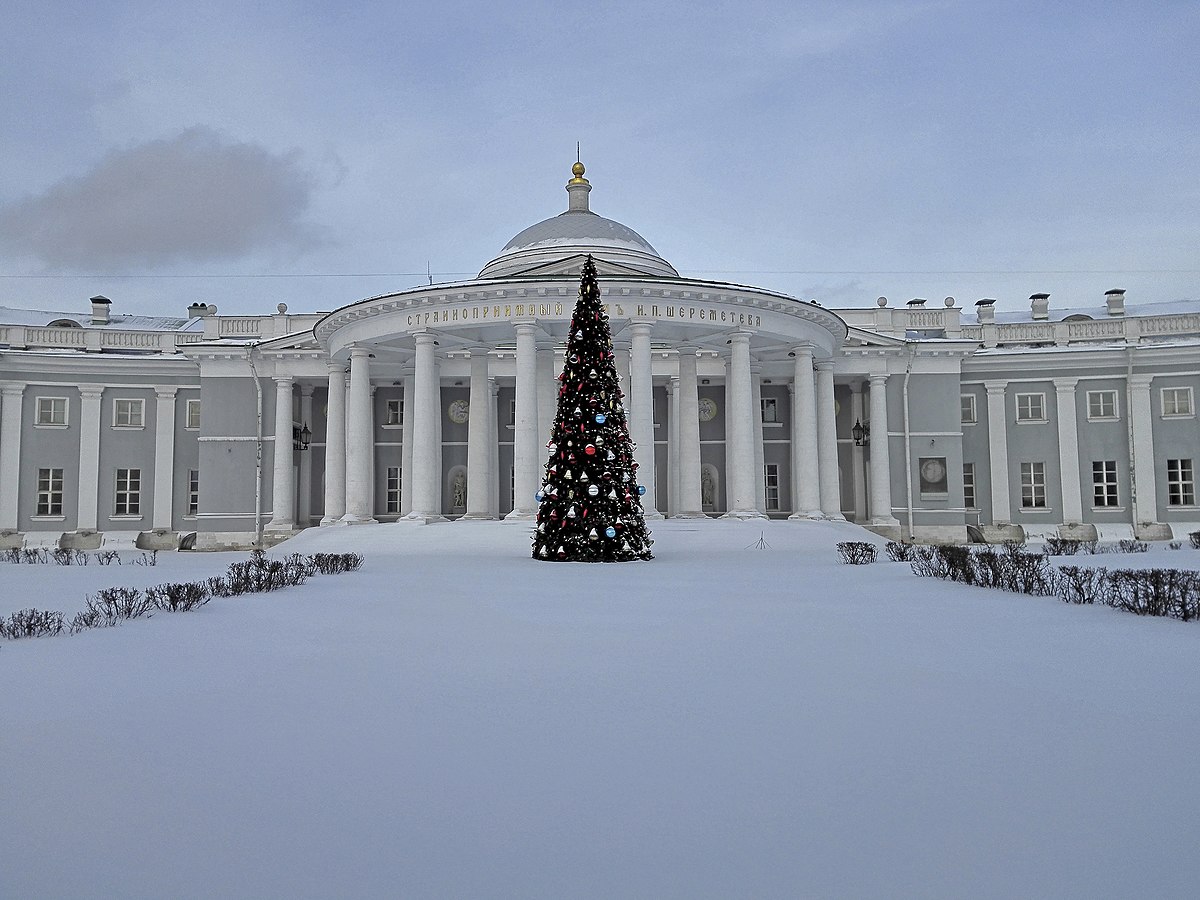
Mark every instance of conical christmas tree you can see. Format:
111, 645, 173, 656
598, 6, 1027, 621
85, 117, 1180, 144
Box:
532, 256, 653, 562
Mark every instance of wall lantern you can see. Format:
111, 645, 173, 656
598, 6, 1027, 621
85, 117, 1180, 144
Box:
852, 418, 870, 446
294, 423, 312, 451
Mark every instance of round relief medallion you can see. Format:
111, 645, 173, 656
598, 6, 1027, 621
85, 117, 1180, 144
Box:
698, 398, 718, 422
448, 399, 470, 424
920, 458, 946, 484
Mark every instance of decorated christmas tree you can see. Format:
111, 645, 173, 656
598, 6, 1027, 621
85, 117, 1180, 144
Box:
532, 256, 653, 562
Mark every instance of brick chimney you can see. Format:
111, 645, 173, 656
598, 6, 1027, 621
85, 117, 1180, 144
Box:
90, 295, 111, 325
1030, 293, 1050, 320
975, 298, 996, 324
1105, 288, 1126, 317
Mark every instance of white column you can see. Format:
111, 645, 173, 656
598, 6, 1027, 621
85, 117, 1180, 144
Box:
1128, 375, 1160, 528
629, 322, 661, 518
985, 381, 1012, 525
537, 343, 557, 446
789, 348, 822, 519
320, 363, 346, 525
675, 348, 704, 517
814, 361, 844, 519
400, 372, 415, 516
490, 380, 500, 518
850, 383, 867, 521
868, 374, 899, 526
77, 387, 104, 532
403, 332, 444, 522
751, 363, 766, 513
666, 378, 679, 517
298, 385, 313, 528
430, 371, 440, 513
267, 376, 295, 531
462, 348, 494, 520
342, 346, 377, 524
151, 387, 177, 530
0, 384, 25, 531
1055, 378, 1083, 525
723, 332, 765, 518
507, 321, 539, 519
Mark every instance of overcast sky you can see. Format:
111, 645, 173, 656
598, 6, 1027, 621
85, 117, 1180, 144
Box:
1, 0, 1196, 319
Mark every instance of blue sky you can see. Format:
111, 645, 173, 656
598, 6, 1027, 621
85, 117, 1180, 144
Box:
1, 0, 1196, 317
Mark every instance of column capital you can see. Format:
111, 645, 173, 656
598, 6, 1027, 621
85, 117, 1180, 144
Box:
273, 375, 294, 386
348, 344, 373, 359
1129, 374, 1154, 390
789, 344, 816, 360
984, 380, 1008, 395
79, 386, 105, 400
154, 387, 179, 401
868, 373, 889, 386
629, 320, 654, 336
1, 382, 27, 398
513, 320, 539, 335
675, 345, 699, 355
300, 383, 315, 398
812, 358, 834, 372
1054, 377, 1079, 392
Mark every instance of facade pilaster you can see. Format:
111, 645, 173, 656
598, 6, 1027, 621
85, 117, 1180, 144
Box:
267, 376, 295, 531
628, 322, 661, 517
507, 321, 539, 519
298, 384, 314, 527
666, 377, 679, 517
1128, 374, 1163, 533
868, 374, 899, 526
151, 387, 178, 530
76, 386, 104, 532
722, 332, 765, 518
984, 381, 1012, 525
489, 380, 500, 517
788, 348, 822, 519
0, 384, 25, 531
536, 343, 557, 447
750, 363, 767, 513
850, 383, 867, 520
674, 348, 704, 517
341, 346, 377, 524
320, 362, 347, 525
814, 361, 844, 519
462, 348, 494, 519
1054, 379, 1084, 526
403, 333, 443, 522
400, 372, 415, 516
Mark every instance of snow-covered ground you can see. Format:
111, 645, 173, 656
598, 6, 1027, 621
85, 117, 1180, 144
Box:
2, 520, 1199, 899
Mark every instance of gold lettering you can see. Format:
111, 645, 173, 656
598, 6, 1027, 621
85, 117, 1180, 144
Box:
504, 305, 511, 317
652, 305, 659, 317
555, 303, 563, 316
494, 306, 501, 318
637, 305, 645, 316
515, 304, 524, 316
667, 306, 675, 317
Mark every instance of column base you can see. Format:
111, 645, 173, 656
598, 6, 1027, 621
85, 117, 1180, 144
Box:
59, 530, 103, 551
319, 515, 345, 527
643, 508, 665, 519
338, 514, 378, 526
1057, 522, 1099, 541
980, 524, 1026, 543
1133, 522, 1173, 541
0, 530, 24, 550
670, 511, 708, 519
862, 521, 903, 541
265, 521, 295, 533
823, 512, 847, 522
720, 509, 768, 520
457, 513, 496, 521
398, 512, 447, 525
788, 510, 825, 521
504, 509, 535, 521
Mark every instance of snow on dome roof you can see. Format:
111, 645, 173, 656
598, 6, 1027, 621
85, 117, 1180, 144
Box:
478, 161, 679, 279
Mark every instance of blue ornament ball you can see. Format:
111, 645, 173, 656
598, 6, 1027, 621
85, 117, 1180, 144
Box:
536, 492, 544, 502
595, 413, 606, 424
637, 485, 647, 495
605, 526, 617, 538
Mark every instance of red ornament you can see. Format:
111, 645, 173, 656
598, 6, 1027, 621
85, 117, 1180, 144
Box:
584, 444, 596, 455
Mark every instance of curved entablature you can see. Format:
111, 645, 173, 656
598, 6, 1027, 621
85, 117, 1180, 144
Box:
314, 276, 847, 364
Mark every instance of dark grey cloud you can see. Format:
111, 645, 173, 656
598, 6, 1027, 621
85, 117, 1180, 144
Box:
0, 127, 323, 269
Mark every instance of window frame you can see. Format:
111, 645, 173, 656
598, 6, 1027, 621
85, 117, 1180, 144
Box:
35, 396, 68, 427
1160, 386, 1194, 418
185, 399, 201, 430
114, 467, 142, 517
1092, 460, 1119, 508
386, 466, 401, 513
963, 463, 976, 509
763, 463, 780, 511
1020, 461, 1047, 509
1086, 390, 1119, 421
384, 398, 403, 427
186, 468, 200, 517
112, 397, 145, 429
1167, 459, 1195, 506
36, 467, 64, 517
1015, 392, 1046, 423
761, 397, 779, 425
960, 394, 977, 426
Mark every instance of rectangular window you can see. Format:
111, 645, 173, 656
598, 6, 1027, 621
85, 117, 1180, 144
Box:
187, 469, 199, 516
960, 394, 977, 425
112, 398, 144, 428
509, 399, 517, 424
1161, 387, 1194, 417
35, 396, 67, 426
385, 399, 403, 426
185, 399, 201, 430
1087, 390, 1118, 420
1167, 459, 1195, 506
36, 468, 64, 516
1020, 462, 1047, 508
761, 397, 778, 424
1092, 460, 1118, 507
963, 463, 976, 509
1016, 393, 1046, 422
114, 468, 142, 516
386, 466, 401, 513
764, 463, 780, 511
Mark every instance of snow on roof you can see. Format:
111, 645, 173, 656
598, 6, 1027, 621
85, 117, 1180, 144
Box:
992, 297, 1200, 324
0, 305, 197, 331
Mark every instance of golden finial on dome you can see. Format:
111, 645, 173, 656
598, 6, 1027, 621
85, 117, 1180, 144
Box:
570, 160, 588, 184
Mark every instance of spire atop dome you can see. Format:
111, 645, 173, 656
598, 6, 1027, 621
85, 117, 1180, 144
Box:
566, 157, 591, 212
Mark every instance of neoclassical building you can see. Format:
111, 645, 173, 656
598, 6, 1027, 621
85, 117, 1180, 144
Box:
1, 162, 1198, 549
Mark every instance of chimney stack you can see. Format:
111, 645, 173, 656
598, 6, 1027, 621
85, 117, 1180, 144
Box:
975, 298, 996, 324
1105, 288, 1126, 317
90, 295, 111, 325
1030, 293, 1050, 320
187, 302, 212, 318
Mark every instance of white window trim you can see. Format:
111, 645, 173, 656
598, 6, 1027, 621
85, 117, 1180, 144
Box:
185, 468, 200, 518
35, 396, 69, 428
1019, 461, 1048, 509
385, 466, 401, 514
962, 463, 977, 509
382, 398, 404, 429
1166, 458, 1196, 507
114, 468, 142, 518
1015, 392, 1047, 424
112, 397, 146, 429
1085, 390, 1119, 422
960, 394, 977, 426
1091, 460, 1119, 509
184, 399, 201, 431
1160, 386, 1195, 418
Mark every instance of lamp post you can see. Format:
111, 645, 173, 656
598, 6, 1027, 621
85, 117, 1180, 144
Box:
852, 418, 870, 447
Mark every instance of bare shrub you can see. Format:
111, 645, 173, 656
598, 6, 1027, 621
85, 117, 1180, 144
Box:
1189, 531, 1200, 550
3, 548, 20, 564
91, 587, 152, 621
1044, 538, 1082, 556
96, 551, 120, 566
884, 542, 915, 563
311, 552, 365, 575
1117, 539, 1149, 554
1055, 566, 1108, 604
147, 582, 210, 613
836, 542, 877, 565
1, 608, 66, 639
1169, 542, 1182, 550
21, 548, 49, 564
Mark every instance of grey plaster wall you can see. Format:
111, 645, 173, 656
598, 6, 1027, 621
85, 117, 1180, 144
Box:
18, 385, 82, 531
